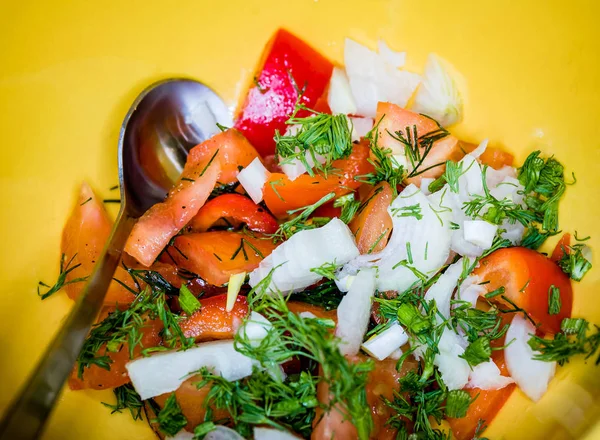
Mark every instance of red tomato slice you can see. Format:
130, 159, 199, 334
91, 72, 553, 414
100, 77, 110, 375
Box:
311, 201, 342, 219
473, 247, 573, 334
234, 29, 334, 157
375, 102, 461, 186
349, 182, 393, 254
179, 294, 249, 342
162, 231, 276, 286
263, 141, 373, 217
188, 193, 279, 234
551, 233, 571, 263
153, 375, 230, 433
68, 308, 162, 390
61, 182, 137, 305
448, 350, 515, 440
312, 356, 417, 440
125, 153, 221, 267
187, 129, 260, 185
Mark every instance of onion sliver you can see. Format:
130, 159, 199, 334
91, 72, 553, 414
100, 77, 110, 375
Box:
467, 360, 514, 391
237, 158, 269, 204
336, 269, 376, 355
505, 314, 556, 401
127, 340, 256, 399
328, 67, 357, 115
254, 427, 300, 440
361, 323, 408, 360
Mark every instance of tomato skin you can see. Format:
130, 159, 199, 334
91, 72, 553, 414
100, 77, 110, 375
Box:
375, 102, 461, 185
263, 142, 373, 217
162, 231, 276, 286
234, 29, 334, 157
68, 309, 162, 390
473, 247, 573, 333
349, 182, 393, 254
179, 294, 249, 342
312, 201, 342, 219
187, 129, 260, 185
551, 233, 571, 263
188, 194, 279, 234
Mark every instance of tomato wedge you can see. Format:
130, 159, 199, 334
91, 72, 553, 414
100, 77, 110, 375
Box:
349, 182, 393, 254
61, 182, 136, 305
263, 141, 373, 217
179, 294, 249, 342
234, 29, 334, 157
153, 375, 229, 433
473, 247, 573, 333
125, 153, 221, 267
68, 309, 162, 390
187, 129, 260, 185
551, 233, 571, 263
375, 102, 461, 185
188, 193, 279, 234
448, 351, 515, 440
162, 231, 276, 286
312, 356, 417, 440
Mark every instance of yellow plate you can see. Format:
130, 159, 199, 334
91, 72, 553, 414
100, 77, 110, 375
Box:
1, 0, 599, 439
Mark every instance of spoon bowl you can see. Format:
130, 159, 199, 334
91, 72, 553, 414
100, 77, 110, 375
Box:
0, 78, 228, 440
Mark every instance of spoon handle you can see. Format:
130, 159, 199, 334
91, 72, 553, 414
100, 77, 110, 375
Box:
0, 213, 137, 440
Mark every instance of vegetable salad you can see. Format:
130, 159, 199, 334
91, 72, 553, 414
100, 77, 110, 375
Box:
39, 29, 595, 440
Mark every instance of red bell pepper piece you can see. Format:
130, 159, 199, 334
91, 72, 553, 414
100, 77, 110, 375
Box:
234, 29, 334, 157
188, 193, 279, 234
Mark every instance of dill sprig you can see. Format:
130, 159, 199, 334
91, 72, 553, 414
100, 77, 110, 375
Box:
275, 104, 353, 177
288, 279, 345, 311
558, 243, 593, 282
236, 275, 374, 440
334, 193, 361, 224
196, 369, 319, 438
101, 384, 144, 421
154, 393, 188, 436
529, 317, 600, 366
270, 192, 335, 242
37, 253, 88, 300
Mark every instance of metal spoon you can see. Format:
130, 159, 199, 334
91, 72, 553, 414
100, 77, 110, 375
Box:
0, 78, 231, 439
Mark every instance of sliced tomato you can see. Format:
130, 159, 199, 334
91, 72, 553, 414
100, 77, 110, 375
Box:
179, 294, 248, 342
375, 102, 461, 186
473, 247, 573, 333
263, 141, 373, 217
312, 356, 417, 440
459, 140, 514, 169
312, 201, 341, 219
162, 231, 276, 286
313, 85, 332, 114
234, 29, 334, 157
551, 233, 571, 263
154, 375, 230, 433
187, 129, 260, 185
448, 349, 515, 440
287, 301, 338, 322
61, 182, 137, 305
349, 182, 393, 254
188, 193, 279, 234
68, 309, 162, 390
125, 153, 221, 267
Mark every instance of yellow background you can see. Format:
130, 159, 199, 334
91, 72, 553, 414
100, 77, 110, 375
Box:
1, 0, 599, 438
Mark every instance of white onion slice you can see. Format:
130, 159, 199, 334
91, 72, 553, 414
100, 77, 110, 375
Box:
328, 67, 357, 115
505, 315, 556, 401
411, 53, 463, 127
237, 158, 269, 204
249, 218, 359, 294
424, 258, 465, 319
126, 340, 256, 399
350, 117, 374, 142
336, 269, 376, 355
280, 149, 327, 181
467, 360, 514, 390
434, 327, 470, 390
254, 427, 300, 440
237, 311, 272, 344
226, 272, 246, 312
361, 323, 409, 360
463, 220, 498, 249
166, 430, 194, 440
344, 38, 421, 117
